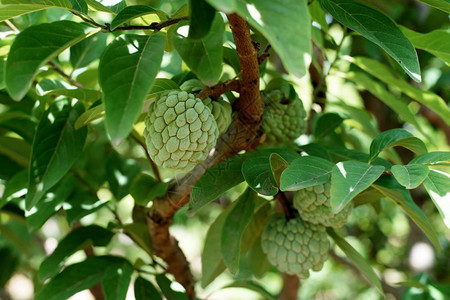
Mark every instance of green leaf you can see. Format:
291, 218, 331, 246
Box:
101, 260, 133, 300
122, 223, 152, 254
74, 103, 104, 129
105, 151, 141, 200
0, 0, 74, 22
43, 88, 102, 104
417, 0, 450, 13
320, 0, 421, 82
313, 113, 345, 140
155, 275, 189, 300
0, 136, 30, 167
145, 78, 180, 99
327, 228, 383, 295
242, 148, 299, 196
189, 0, 216, 39
330, 161, 385, 212
6, 21, 98, 100
38, 225, 114, 280
0, 170, 28, 209
65, 192, 108, 225
189, 154, 245, 214
26, 99, 87, 209
173, 13, 223, 85
410, 151, 450, 166
110, 5, 164, 30
372, 176, 441, 251
36, 256, 132, 300
221, 188, 256, 274
0, 57, 5, 90
134, 277, 162, 300
0, 247, 19, 288
423, 170, 450, 228
340, 71, 422, 133
347, 56, 450, 124
222, 280, 276, 300
391, 164, 429, 189
369, 129, 427, 163
280, 156, 334, 191
70, 33, 108, 70
99, 33, 165, 144
130, 173, 168, 206
269, 153, 288, 188
248, 235, 271, 278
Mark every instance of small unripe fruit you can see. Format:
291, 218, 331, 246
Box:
262, 90, 307, 145
293, 182, 353, 228
203, 97, 232, 135
261, 215, 329, 278
144, 91, 219, 170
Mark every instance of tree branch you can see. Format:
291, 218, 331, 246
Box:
197, 79, 241, 100
278, 273, 300, 300
48, 61, 85, 89
146, 13, 263, 300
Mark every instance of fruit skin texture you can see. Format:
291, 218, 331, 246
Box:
261, 215, 329, 278
144, 91, 219, 170
203, 97, 232, 135
293, 182, 353, 228
262, 89, 307, 145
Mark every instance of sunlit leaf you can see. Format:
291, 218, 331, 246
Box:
110, 5, 165, 30
423, 170, 450, 228
391, 164, 429, 189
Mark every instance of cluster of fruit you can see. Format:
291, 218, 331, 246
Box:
261, 183, 353, 278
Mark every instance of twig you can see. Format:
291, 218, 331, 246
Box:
275, 192, 294, 220
278, 273, 300, 300
130, 131, 162, 182
146, 13, 264, 300
48, 61, 85, 89
258, 44, 271, 65
197, 79, 241, 100
84, 245, 106, 300
4, 20, 19, 34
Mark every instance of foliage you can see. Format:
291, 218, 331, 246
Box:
0, 0, 449, 299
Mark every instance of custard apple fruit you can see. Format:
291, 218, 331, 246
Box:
261, 215, 329, 278
293, 182, 353, 228
262, 89, 307, 145
144, 91, 219, 169
203, 97, 232, 135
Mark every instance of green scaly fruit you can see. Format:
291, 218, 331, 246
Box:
261, 215, 329, 278
293, 182, 353, 228
143, 91, 219, 170
203, 97, 232, 135
262, 89, 307, 145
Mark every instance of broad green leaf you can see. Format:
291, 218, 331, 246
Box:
26, 99, 87, 209
347, 56, 450, 124
85, 0, 114, 13
328, 147, 393, 169
409, 151, 450, 166
101, 260, 133, 300
0, 0, 73, 22
130, 173, 168, 206
248, 235, 271, 278
189, 154, 245, 214
369, 129, 427, 163
36, 256, 132, 300
65, 192, 108, 225
222, 280, 276, 300
0, 136, 30, 167
145, 78, 179, 99
327, 228, 383, 295
0, 170, 28, 209
173, 14, 223, 85
417, 0, 450, 13
70, 33, 108, 70
309, 0, 328, 31
134, 277, 162, 300
105, 151, 141, 200
340, 71, 421, 132
330, 161, 385, 212
99, 33, 165, 144
38, 225, 114, 280
6, 21, 98, 100
205, 0, 235, 13
269, 153, 288, 188
0, 57, 5, 90
110, 5, 165, 30
189, 0, 215, 39
242, 148, 299, 196
74, 103, 104, 129
391, 164, 429, 189
221, 188, 256, 274
122, 223, 152, 254
313, 113, 345, 140
320, 0, 421, 82
26, 176, 75, 231
44, 88, 102, 103
400, 27, 450, 65
423, 170, 450, 228
280, 156, 334, 191
373, 176, 441, 250
155, 275, 189, 300
0, 247, 19, 288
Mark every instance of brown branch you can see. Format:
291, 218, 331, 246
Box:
111, 16, 189, 32
146, 13, 263, 300
275, 192, 294, 220
48, 61, 85, 89
278, 273, 300, 300
197, 79, 241, 100
258, 44, 271, 65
